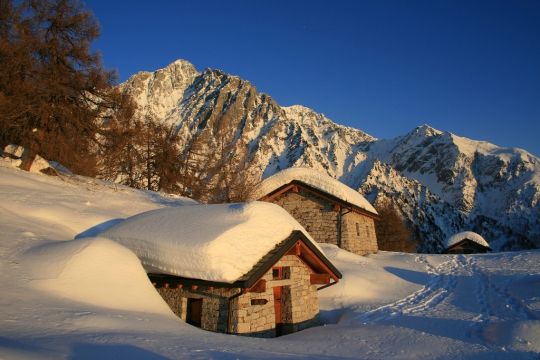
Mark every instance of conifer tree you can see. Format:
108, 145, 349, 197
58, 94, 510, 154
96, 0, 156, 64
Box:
375, 201, 417, 252
98, 93, 142, 186
0, 0, 126, 175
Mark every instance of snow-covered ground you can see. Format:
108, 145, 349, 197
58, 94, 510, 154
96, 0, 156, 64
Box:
1, 165, 539, 359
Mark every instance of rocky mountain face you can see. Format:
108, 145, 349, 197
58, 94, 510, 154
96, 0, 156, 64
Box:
119, 59, 199, 123
120, 60, 540, 252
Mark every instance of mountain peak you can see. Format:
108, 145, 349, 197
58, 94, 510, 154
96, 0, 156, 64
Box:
120, 59, 199, 121
168, 58, 196, 68
282, 105, 318, 118
414, 124, 443, 137
199, 67, 246, 85
125, 59, 198, 82
283, 104, 313, 112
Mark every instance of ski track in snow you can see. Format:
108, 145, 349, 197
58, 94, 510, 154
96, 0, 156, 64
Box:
356, 254, 537, 326
355, 255, 461, 323
352, 252, 539, 355
469, 256, 538, 341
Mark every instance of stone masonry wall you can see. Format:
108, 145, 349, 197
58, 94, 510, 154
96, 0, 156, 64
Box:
154, 253, 320, 337
284, 255, 320, 331
269, 189, 378, 255
230, 255, 320, 337
156, 287, 235, 333
271, 190, 338, 245
341, 211, 378, 255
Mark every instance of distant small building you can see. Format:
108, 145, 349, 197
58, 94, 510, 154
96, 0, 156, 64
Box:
254, 168, 379, 256
101, 202, 341, 337
443, 231, 492, 254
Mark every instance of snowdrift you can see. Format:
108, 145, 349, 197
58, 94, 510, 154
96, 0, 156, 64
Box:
22, 237, 173, 314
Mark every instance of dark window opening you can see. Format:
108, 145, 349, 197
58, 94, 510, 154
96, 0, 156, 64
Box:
282, 267, 291, 279
272, 267, 281, 280
356, 222, 360, 236
273, 267, 291, 280
321, 203, 333, 212
251, 298, 269, 305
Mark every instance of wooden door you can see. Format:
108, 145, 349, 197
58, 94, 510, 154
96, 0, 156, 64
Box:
273, 286, 283, 335
187, 298, 202, 328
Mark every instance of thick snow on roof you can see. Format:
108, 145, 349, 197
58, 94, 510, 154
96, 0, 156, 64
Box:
445, 231, 490, 249
100, 202, 318, 283
255, 167, 378, 215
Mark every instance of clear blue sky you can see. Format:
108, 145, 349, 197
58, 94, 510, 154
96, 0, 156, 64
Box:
85, 0, 540, 156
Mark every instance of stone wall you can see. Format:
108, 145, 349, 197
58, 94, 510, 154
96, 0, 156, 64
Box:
284, 255, 320, 331
157, 287, 187, 319
154, 254, 321, 337
271, 190, 338, 245
268, 188, 378, 255
341, 211, 378, 255
230, 255, 320, 337
156, 287, 235, 333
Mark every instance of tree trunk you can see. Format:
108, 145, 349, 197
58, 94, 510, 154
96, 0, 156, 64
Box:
19, 145, 37, 171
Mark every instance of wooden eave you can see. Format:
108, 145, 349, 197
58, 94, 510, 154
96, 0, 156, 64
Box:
148, 230, 342, 290
285, 239, 340, 283
443, 239, 492, 253
260, 180, 379, 220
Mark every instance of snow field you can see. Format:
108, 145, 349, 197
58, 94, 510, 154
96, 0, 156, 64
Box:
1, 165, 539, 359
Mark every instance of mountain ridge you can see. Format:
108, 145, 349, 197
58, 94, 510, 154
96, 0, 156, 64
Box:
120, 59, 540, 251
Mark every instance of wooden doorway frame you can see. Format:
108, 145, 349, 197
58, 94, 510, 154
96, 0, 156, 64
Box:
273, 286, 283, 336
186, 298, 203, 328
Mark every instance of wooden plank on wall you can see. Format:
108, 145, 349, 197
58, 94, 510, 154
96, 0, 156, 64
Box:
310, 273, 331, 284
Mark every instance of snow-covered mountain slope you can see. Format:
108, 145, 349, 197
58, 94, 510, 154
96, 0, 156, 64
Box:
365, 126, 540, 250
166, 67, 374, 180
360, 160, 466, 253
119, 59, 199, 124
1, 166, 539, 359
120, 59, 540, 251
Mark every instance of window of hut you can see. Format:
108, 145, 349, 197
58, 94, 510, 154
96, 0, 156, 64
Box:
272, 267, 291, 280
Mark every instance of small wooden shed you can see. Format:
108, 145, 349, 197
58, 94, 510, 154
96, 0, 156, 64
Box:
101, 202, 342, 337
254, 167, 379, 256
443, 231, 492, 254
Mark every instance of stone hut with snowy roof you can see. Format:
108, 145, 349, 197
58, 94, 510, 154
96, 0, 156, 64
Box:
254, 167, 379, 256
443, 231, 492, 254
101, 202, 341, 337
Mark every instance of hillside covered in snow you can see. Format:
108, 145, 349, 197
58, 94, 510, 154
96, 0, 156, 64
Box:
120, 59, 540, 252
1, 163, 539, 359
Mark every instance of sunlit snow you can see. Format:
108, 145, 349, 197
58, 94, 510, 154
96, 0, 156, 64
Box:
100, 202, 318, 283
255, 167, 378, 214
1, 165, 539, 359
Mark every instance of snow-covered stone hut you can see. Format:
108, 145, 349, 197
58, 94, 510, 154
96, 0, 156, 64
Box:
254, 168, 379, 256
101, 202, 341, 337
443, 231, 492, 254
